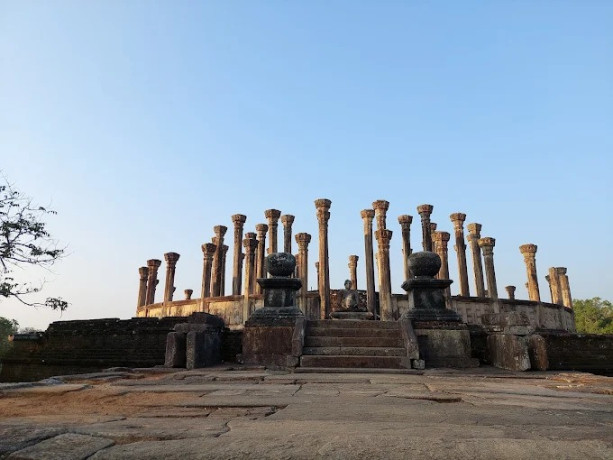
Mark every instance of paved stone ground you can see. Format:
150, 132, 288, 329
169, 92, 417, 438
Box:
0, 366, 611, 459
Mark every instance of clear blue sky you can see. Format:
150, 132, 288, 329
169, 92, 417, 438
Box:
1, 1, 612, 330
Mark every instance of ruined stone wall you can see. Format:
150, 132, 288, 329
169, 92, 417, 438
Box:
539, 333, 613, 374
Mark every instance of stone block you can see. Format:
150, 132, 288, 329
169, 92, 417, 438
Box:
528, 334, 549, 371
8, 433, 114, 459
414, 328, 478, 368
242, 323, 299, 368
486, 333, 531, 371
164, 332, 186, 368
185, 330, 222, 369
412, 359, 426, 370
481, 312, 530, 327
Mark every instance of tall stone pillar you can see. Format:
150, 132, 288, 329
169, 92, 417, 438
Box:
255, 224, 268, 294
555, 267, 568, 307
200, 243, 216, 304
137, 266, 148, 308
373, 200, 392, 299
315, 199, 332, 319
348, 255, 359, 290
519, 244, 541, 302
265, 209, 281, 254
430, 223, 438, 254
361, 209, 376, 316
243, 234, 258, 296
397, 215, 413, 281
467, 223, 485, 297
375, 229, 394, 320
417, 204, 434, 252
548, 267, 562, 305
450, 213, 470, 296
163, 252, 180, 303
505, 286, 516, 300
478, 237, 498, 300
211, 225, 227, 297
231, 214, 247, 296
281, 214, 295, 254
295, 233, 311, 305
220, 244, 229, 296
433, 231, 451, 299
145, 259, 162, 305
558, 268, 573, 308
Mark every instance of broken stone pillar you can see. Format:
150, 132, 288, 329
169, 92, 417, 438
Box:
137, 266, 149, 308
295, 233, 311, 303
348, 255, 359, 290
505, 286, 516, 300
265, 209, 282, 255
243, 233, 258, 296
398, 215, 413, 281
548, 267, 562, 305
417, 204, 434, 252
281, 214, 295, 254
200, 243, 216, 305
255, 223, 268, 294
184, 289, 193, 300
519, 244, 541, 302
558, 268, 573, 308
478, 237, 498, 300
219, 245, 229, 296
467, 223, 486, 297
211, 226, 227, 297
231, 214, 247, 296
361, 209, 377, 316
555, 267, 568, 307
375, 229, 394, 321
450, 213, 470, 296
430, 223, 438, 254
545, 275, 553, 303
242, 253, 305, 367
433, 231, 451, 300
315, 198, 332, 319
145, 259, 162, 305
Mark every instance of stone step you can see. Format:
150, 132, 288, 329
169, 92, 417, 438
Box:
307, 327, 401, 338
302, 346, 405, 357
300, 355, 406, 369
307, 320, 399, 330
304, 336, 404, 348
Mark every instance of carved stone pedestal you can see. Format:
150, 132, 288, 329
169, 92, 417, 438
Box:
242, 253, 305, 368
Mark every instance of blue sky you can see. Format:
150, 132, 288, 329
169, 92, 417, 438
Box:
1, 1, 612, 329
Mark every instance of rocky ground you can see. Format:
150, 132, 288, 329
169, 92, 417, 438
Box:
0, 366, 611, 459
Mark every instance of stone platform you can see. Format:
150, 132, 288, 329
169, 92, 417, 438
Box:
0, 366, 611, 459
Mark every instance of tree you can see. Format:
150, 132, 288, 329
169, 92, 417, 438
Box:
0, 178, 68, 310
0, 316, 19, 356
573, 297, 613, 334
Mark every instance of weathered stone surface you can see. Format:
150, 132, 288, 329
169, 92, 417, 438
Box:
0, 426, 65, 457
185, 330, 221, 369
528, 334, 549, 371
164, 332, 186, 368
487, 333, 531, 371
8, 433, 114, 459
414, 328, 478, 368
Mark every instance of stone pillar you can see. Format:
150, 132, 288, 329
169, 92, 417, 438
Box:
265, 209, 281, 255
163, 252, 180, 303
555, 267, 568, 307
545, 275, 553, 303
505, 286, 516, 300
519, 244, 541, 302
200, 243, 216, 303
375, 229, 394, 320
467, 223, 485, 297
361, 209, 377, 316
137, 266, 148, 308
145, 259, 162, 305
548, 267, 562, 305
231, 214, 247, 296
478, 237, 498, 300
211, 225, 227, 297
558, 268, 573, 308
397, 215, 413, 281
315, 261, 320, 286
281, 214, 295, 254
255, 224, 268, 293
243, 233, 258, 296
348, 255, 359, 290
373, 200, 392, 303
450, 213, 470, 296
184, 289, 193, 300
295, 233, 311, 305
315, 199, 332, 319
430, 223, 438, 253
220, 244, 229, 296
417, 204, 434, 252
372, 200, 389, 231
433, 231, 451, 299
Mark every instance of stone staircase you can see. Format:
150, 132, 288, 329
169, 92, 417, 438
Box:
300, 320, 407, 369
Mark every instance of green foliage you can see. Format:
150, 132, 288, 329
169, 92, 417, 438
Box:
0, 316, 19, 356
573, 297, 613, 334
0, 178, 68, 310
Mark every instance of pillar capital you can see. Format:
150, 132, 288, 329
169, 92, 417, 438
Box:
555, 267, 567, 275
243, 236, 258, 252
295, 232, 312, 248
264, 209, 281, 220
255, 223, 268, 235
348, 254, 359, 265
244, 232, 256, 240
164, 252, 180, 266
314, 198, 332, 210
478, 237, 496, 249
375, 229, 393, 246
360, 209, 375, 220
467, 223, 482, 235
213, 225, 227, 237
138, 266, 149, 279
417, 204, 434, 216
519, 243, 538, 258
430, 222, 437, 233
433, 231, 451, 247
184, 289, 193, 300
147, 259, 162, 269
505, 285, 516, 300
398, 214, 413, 227
231, 214, 247, 225
450, 213, 467, 227
372, 200, 390, 212
281, 214, 295, 225
315, 198, 331, 223
201, 243, 217, 257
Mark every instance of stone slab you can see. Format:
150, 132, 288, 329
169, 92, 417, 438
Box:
8, 433, 114, 459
